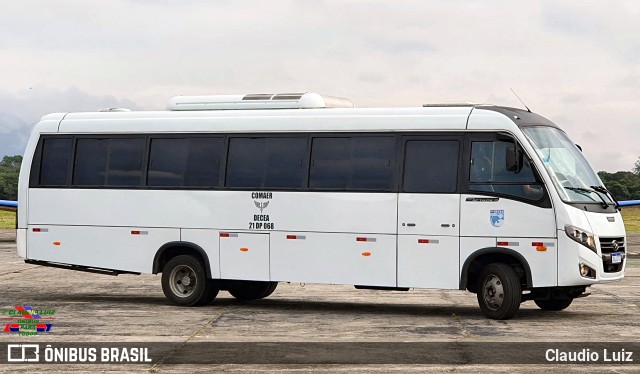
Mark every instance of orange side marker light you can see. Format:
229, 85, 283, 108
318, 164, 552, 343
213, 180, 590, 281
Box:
532, 242, 547, 251
240, 247, 249, 252
362, 251, 371, 257
53, 242, 61, 246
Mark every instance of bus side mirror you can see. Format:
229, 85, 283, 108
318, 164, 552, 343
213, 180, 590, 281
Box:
505, 147, 523, 173
575, 144, 583, 152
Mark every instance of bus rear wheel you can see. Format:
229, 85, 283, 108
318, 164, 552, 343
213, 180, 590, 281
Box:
161, 255, 219, 306
228, 281, 278, 301
534, 298, 573, 311
476, 263, 522, 320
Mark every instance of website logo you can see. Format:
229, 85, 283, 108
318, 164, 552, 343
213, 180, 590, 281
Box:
7, 344, 40, 362
1, 306, 56, 336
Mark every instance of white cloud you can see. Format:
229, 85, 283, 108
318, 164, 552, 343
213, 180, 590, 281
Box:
0, 0, 638, 171
0, 88, 140, 156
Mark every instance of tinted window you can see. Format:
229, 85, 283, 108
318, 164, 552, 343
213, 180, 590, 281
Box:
73, 139, 108, 186
469, 140, 543, 201
309, 136, 395, 190
148, 137, 223, 187
73, 138, 145, 187
107, 138, 146, 186
226, 137, 307, 189
403, 140, 459, 193
39, 138, 72, 186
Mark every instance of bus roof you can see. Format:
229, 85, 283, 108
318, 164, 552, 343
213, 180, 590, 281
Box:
33, 94, 558, 134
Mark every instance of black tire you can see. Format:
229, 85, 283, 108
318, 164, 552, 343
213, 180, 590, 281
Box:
228, 281, 278, 301
476, 263, 522, 320
161, 255, 219, 306
534, 298, 573, 311
197, 279, 221, 306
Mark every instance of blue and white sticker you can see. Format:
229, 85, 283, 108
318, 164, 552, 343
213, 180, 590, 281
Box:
490, 209, 505, 227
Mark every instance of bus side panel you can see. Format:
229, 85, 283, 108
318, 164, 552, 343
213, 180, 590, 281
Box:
26, 190, 397, 234
27, 225, 179, 274
397, 235, 459, 289
460, 237, 558, 288
496, 237, 557, 287
460, 236, 496, 277
181, 229, 221, 279
270, 232, 396, 287
460, 194, 557, 287
16, 228, 27, 258
219, 232, 270, 281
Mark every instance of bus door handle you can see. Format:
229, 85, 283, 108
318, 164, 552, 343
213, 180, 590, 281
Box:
402, 223, 416, 227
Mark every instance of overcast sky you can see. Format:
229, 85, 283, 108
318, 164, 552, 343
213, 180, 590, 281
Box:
1, 1, 638, 171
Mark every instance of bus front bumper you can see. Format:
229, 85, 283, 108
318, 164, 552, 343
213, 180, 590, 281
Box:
558, 232, 625, 286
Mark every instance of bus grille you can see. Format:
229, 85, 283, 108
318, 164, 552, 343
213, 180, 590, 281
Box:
599, 237, 625, 273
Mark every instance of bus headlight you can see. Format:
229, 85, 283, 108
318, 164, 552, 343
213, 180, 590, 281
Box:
565, 225, 597, 253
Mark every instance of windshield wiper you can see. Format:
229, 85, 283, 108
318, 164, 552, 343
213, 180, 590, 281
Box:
564, 186, 608, 208
590, 185, 619, 209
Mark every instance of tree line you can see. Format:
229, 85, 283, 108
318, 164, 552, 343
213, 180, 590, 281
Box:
597, 157, 640, 201
0, 154, 639, 201
0, 155, 22, 201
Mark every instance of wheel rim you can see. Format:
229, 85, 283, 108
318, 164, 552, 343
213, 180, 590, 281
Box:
482, 274, 504, 311
169, 265, 197, 298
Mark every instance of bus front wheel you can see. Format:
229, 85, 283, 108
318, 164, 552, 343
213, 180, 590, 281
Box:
476, 263, 522, 320
228, 281, 278, 301
161, 255, 219, 306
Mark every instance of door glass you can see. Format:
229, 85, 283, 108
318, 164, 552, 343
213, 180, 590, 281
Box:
469, 140, 543, 201
403, 140, 459, 193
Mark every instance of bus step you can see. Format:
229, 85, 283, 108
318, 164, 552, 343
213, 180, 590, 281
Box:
354, 285, 410, 291
24, 260, 140, 277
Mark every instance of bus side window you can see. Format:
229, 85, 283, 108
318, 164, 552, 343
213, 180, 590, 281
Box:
226, 137, 307, 189
148, 137, 223, 188
73, 138, 145, 187
403, 140, 459, 193
469, 140, 543, 201
73, 139, 108, 186
39, 138, 72, 186
309, 136, 395, 191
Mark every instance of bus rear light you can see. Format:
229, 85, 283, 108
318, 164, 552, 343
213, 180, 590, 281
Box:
32, 228, 48, 233
130, 230, 148, 235
356, 237, 376, 242
497, 241, 508, 246
497, 241, 520, 247
286, 235, 306, 240
418, 239, 440, 244
219, 233, 238, 238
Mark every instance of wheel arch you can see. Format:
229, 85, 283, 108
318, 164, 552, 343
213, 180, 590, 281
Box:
153, 241, 212, 278
460, 247, 533, 291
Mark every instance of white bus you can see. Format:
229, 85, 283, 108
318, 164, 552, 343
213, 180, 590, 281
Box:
17, 93, 626, 319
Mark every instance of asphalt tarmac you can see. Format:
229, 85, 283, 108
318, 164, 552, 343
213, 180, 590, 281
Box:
0, 241, 639, 372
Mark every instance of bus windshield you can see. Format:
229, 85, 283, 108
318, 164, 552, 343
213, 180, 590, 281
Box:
522, 126, 612, 205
